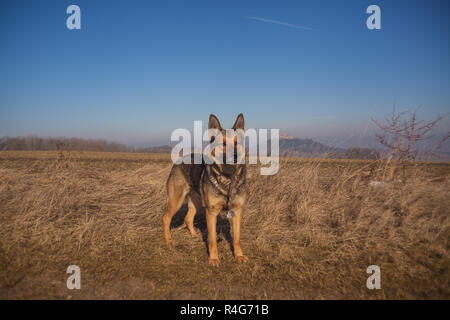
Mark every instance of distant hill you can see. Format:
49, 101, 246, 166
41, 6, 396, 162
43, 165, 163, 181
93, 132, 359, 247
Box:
278, 137, 345, 158
271, 136, 380, 160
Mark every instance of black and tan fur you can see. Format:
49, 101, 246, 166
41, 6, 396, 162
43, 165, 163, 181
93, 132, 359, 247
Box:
162, 114, 247, 266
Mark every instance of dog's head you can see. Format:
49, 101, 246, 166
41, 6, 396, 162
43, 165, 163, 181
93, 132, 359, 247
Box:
208, 113, 245, 172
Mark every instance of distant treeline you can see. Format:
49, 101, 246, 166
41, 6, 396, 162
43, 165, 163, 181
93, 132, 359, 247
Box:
0, 136, 380, 160
0, 136, 135, 153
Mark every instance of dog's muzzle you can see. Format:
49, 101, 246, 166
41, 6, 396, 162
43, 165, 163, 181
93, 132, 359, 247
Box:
221, 164, 236, 176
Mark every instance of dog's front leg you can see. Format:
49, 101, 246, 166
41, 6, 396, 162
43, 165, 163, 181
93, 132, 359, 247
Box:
206, 206, 221, 266
231, 206, 248, 263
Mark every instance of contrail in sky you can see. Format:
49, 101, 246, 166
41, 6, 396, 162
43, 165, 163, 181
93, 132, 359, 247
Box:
246, 16, 316, 31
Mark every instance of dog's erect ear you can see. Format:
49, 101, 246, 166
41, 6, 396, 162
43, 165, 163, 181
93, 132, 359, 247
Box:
232, 113, 245, 130
209, 114, 222, 130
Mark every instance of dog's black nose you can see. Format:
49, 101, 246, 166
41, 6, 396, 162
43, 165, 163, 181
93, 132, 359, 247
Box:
222, 164, 236, 176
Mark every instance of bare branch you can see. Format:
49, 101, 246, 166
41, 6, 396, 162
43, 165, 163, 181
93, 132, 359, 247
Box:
371, 105, 447, 161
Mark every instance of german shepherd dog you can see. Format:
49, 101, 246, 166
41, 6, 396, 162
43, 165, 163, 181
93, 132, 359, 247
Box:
163, 114, 247, 266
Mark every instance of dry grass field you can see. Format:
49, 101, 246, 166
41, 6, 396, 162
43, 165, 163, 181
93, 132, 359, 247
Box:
0, 150, 449, 299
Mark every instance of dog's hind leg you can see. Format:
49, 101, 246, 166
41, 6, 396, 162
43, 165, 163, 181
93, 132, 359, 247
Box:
185, 192, 201, 236
163, 172, 188, 246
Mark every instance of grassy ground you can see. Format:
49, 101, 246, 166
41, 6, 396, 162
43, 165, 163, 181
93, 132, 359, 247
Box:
0, 151, 449, 299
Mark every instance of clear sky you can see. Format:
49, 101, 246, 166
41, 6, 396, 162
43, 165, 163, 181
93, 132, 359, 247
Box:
1, 0, 449, 147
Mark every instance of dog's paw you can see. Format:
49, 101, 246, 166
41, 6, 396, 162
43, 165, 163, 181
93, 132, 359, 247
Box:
165, 238, 176, 246
209, 258, 220, 267
236, 255, 248, 264
187, 228, 198, 237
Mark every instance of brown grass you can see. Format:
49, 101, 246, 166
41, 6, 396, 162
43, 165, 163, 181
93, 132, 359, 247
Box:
0, 151, 449, 299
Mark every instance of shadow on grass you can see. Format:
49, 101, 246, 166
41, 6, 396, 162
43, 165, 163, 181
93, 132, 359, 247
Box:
170, 204, 234, 257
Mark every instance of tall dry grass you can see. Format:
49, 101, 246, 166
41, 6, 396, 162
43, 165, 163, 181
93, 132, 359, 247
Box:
0, 151, 448, 299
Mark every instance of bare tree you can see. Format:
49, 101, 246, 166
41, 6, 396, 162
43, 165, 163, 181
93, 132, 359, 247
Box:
371, 105, 449, 161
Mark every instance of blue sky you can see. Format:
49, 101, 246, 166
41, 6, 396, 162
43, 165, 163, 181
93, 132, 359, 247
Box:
0, 0, 449, 147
